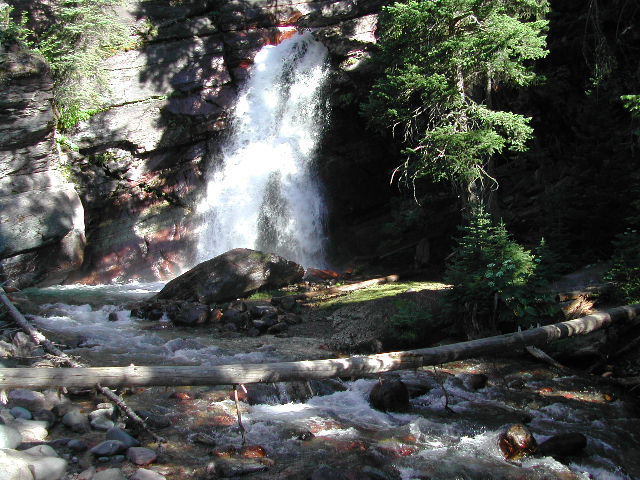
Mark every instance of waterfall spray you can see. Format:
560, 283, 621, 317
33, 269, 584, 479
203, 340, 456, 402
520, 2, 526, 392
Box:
197, 33, 330, 267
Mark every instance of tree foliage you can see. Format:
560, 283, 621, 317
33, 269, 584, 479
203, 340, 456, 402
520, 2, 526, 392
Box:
444, 205, 558, 337
363, 0, 549, 202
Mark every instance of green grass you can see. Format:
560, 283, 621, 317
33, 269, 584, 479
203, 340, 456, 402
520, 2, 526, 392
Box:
317, 281, 449, 311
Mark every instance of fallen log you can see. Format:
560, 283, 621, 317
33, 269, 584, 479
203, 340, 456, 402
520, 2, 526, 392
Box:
0, 287, 165, 443
1, 304, 639, 389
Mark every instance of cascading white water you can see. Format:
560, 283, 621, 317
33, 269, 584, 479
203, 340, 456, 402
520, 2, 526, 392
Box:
196, 33, 330, 267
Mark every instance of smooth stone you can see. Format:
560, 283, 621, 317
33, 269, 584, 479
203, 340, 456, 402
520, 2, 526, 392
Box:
130, 468, 167, 480
0, 448, 68, 480
90, 440, 127, 456
0, 408, 16, 424
22, 445, 58, 457
537, 432, 587, 458
93, 468, 127, 480
11, 418, 49, 442
91, 416, 115, 431
62, 409, 90, 433
89, 407, 116, 421
67, 439, 88, 452
10, 407, 32, 420
106, 427, 140, 448
8, 389, 51, 411
498, 424, 538, 460
0, 449, 33, 480
369, 379, 410, 412
0, 424, 23, 448
31, 410, 56, 428
127, 447, 158, 466
77, 467, 96, 480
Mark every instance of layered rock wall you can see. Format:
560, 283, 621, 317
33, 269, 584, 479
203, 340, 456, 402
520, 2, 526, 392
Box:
2, 0, 396, 286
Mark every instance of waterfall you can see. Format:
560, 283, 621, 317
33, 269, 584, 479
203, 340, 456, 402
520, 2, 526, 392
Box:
196, 33, 330, 267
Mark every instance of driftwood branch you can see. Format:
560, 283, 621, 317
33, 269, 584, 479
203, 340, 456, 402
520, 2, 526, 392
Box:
0, 288, 165, 443
1, 304, 639, 389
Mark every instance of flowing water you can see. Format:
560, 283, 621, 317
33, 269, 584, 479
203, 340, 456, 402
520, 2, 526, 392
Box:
196, 33, 330, 268
17, 284, 640, 479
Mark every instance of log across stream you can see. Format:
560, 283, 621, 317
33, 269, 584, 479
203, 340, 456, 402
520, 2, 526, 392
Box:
2, 304, 639, 389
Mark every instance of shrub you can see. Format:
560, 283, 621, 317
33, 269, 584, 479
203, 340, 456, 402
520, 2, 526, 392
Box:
605, 229, 640, 304
444, 206, 559, 338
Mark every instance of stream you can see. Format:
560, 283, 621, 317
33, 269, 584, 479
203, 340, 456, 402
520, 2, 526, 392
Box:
14, 283, 640, 480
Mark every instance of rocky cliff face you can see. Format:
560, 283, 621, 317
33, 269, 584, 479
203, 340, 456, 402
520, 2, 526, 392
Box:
0, 41, 85, 288
1, 0, 396, 286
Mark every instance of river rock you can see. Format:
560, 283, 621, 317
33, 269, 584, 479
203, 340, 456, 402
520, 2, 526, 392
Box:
127, 447, 158, 466
62, 409, 90, 433
32, 409, 56, 427
10, 418, 49, 442
93, 468, 127, 480
537, 432, 587, 458
10, 407, 32, 420
0, 424, 22, 448
0, 447, 67, 480
369, 379, 410, 412
90, 440, 127, 456
310, 464, 349, 480
155, 248, 304, 303
169, 302, 211, 326
461, 373, 489, 391
212, 457, 269, 477
8, 389, 50, 411
21, 445, 58, 457
106, 426, 140, 448
498, 424, 538, 460
130, 468, 167, 480
67, 439, 88, 452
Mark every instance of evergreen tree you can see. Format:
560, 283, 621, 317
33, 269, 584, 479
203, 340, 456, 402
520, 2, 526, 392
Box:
363, 0, 549, 209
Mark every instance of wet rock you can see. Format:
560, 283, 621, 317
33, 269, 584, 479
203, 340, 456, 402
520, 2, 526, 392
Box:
106, 427, 140, 448
461, 373, 489, 391
369, 379, 410, 412
67, 439, 88, 452
169, 302, 211, 326
130, 468, 167, 480
8, 389, 51, 411
0, 424, 23, 448
296, 430, 315, 441
10, 407, 32, 420
32, 409, 56, 428
93, 468, 127, 480
90, 440, 127, 456
250, 305, 278, 318
191, 432, 217, 446
238, 445, 267, 458
62, 409, 90, 433
213, 457, 269, 477
127, 447, 158, 466
212, 445, 237, 458
498, 424, 538, 460
108, 312, 119, 322
155, 248, 305, 304
132, 410, 171, 429
537, 433, 587, 458
267, 322, 288, 334
310, 464, 349, 480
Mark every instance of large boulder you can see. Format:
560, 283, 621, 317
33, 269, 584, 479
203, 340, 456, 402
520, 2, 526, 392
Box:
155, 248, 304, 303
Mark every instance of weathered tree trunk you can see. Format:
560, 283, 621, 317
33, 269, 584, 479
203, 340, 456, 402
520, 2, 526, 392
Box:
1, 304, 639, 389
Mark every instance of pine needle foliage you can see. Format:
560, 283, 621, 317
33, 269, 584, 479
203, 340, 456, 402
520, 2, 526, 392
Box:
36, 0, 130, 129
444, 205, 558, 337
362, 0, 549, 196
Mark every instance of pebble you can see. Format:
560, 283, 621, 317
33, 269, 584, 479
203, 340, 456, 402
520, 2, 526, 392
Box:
127, 447, 158, 465
90, 440, 127, 456
106, 426, 140, 448
131, 468, 167, 480
0, 423, 23, 448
